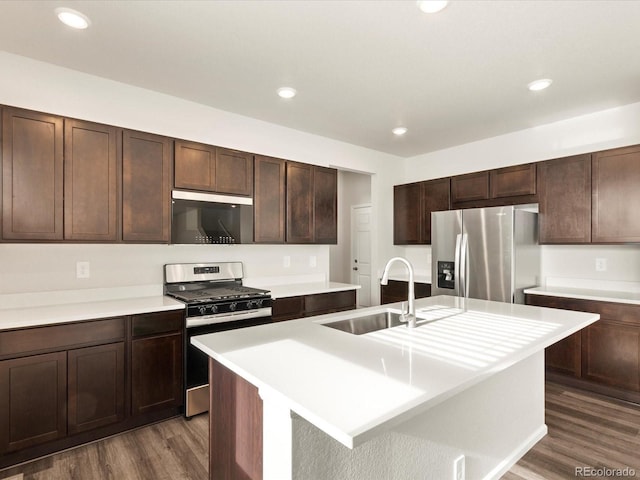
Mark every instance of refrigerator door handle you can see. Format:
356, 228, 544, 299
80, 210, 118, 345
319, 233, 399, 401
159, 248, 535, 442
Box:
454, 233, 462, 295
461, 233, 469, 298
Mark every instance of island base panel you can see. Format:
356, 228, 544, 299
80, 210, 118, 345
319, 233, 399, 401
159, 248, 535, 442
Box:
258, 351, 546, 480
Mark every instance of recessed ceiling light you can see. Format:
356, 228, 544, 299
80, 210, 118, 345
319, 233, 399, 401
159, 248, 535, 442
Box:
55, 7, 91, 29
527, 79, 553, 91
277, 87, 297, 99
417, 0, 449, 14
392, 127, 408, 136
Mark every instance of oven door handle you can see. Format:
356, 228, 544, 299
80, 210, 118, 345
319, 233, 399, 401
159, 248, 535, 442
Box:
186, 307, 272, 328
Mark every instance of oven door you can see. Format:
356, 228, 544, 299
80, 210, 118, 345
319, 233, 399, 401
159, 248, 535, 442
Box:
185, 312, 271, 418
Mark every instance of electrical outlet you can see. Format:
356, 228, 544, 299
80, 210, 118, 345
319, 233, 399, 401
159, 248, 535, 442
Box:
453, 454, 465, 480
309, 255, 317, 268
595, 258, 607, 272
283, 256, 291, 268
76, 261, 90, 279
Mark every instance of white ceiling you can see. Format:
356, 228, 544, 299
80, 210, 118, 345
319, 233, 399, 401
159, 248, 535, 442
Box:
1, 0, 640, 158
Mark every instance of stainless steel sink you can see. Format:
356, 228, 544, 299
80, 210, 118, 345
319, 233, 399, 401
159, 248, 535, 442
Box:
322, 311, 405, 335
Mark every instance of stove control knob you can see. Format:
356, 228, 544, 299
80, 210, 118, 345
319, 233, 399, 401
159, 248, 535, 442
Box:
246, 300, 255, 309
255, 299, 264, 308
229, 302, 237, 311
209, 304, 218, 314
198, 306, 207, 315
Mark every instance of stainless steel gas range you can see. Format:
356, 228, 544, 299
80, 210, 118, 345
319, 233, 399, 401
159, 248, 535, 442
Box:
164, 262, 272, 418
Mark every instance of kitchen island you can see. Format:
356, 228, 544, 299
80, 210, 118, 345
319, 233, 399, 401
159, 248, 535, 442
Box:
192, 295, 599, 480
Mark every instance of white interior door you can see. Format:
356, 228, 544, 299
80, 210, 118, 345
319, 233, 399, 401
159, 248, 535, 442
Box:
351, 205, 372, 307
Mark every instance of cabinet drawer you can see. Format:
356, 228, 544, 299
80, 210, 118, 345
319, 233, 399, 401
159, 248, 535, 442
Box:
0, 317, 126, 359
271, 297, 305, 322
305, 290, 356, 315
131, 310, 184, 338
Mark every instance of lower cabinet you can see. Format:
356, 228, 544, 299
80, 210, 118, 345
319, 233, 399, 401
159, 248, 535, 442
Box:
272, 290, 357, 322
68, 342, 125, 434
525, 294, 640, 403
0, 351, 67, 453
380, 280, 431, 305
130, 310, 183, 416
0, 310, 184, 467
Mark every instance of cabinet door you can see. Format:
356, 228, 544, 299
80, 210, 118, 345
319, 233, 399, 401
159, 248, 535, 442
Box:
538, 154, 591, 244
174, 140, 216, 191
1, 108, 63, 240
122, 130, 172, 242
582, 320, 640, 391
545, 333, 582, 377
131, 333, 183, 415
254, 155, 286, 243
286, 162, 314, 243
0, 352, 67, 453
216, 148, 253, 196
271, 296, 305, 322
490, 163, 536, 198
393, 183, 422, 245
451, 171, 489, 204
64, 119, 120, 241
592, 145, 640, 243
67, 343, 125, 434
313, 166, 337, 244
421, 178, 450, 244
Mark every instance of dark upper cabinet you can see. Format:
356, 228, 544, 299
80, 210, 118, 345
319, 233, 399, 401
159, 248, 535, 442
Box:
592, 145, 640, 243
286, 161, 314, 244
451, 164, 537, 208
254, 155, 286, 243
174, 140, 215, 191
122, 130, 172, 243
421, 177, 450, 244
285, 162, 337, 244
1, 107, 64, 241
64, 119, 120, 241
394, 178, 450, 245
216, 147, 253, 196
393, 183, 422, 245
451, 171, 489, 204
174, 140, 253, 196
490, 163, 536, 198
313, 166, 337, 244
538, 154, 592, 244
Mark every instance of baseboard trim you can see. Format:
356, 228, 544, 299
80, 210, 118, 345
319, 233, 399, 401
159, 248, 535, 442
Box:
483, 424, 548, 480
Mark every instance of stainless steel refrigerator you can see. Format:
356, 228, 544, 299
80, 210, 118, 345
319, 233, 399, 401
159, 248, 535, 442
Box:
431, 205, 540, 304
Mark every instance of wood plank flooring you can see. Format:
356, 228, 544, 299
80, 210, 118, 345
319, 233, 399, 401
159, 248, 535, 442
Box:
1, 382, 638, 480
503, 382, 640, 480
0, 415, 208, 480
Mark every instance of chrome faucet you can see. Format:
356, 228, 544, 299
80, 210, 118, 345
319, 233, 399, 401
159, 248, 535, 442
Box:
381, 257, 416, 328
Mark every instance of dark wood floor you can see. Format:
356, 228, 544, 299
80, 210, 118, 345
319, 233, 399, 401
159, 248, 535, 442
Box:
1, 382, 638, 480
0, 414, 208, 480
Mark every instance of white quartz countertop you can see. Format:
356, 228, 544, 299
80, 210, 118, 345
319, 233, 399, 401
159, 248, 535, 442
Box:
0, 296, 184, 330
525, 286, 640, 305
255, 281, 360, 299
192, 295, 598, 449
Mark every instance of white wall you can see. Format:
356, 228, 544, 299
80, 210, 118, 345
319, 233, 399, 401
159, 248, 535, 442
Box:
330, 171, 372, 283
0, 52, 403, 301
401, 102, 640, 286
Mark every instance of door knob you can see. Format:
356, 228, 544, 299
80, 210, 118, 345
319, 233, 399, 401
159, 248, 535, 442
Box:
353, 267, 358, 271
